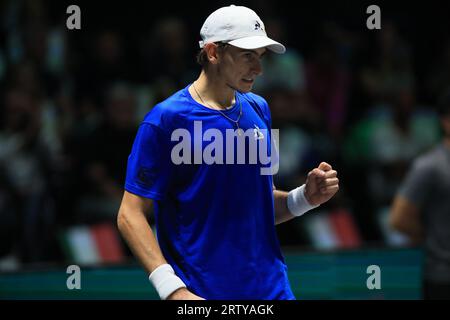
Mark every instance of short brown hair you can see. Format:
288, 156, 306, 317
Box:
196, 42, 229, 70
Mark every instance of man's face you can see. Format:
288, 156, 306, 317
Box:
218, 45, 266, 93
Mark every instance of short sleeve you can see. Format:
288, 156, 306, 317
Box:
124, 122, 173, 200
259, 96, 272, 129
398, 159, 434, 208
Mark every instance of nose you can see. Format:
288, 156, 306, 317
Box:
252, 58, 263, 76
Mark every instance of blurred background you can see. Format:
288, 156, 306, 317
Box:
0, 0, 449, 299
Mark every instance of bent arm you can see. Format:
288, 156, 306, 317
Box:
117, 191, 166, 273
117, 191, 203, 300
389, 195, 424, 244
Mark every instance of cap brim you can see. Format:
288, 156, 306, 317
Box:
228, 36, 286, 54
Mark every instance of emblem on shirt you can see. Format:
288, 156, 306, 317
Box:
254, 125, 264, 140
137, 166, 155, 187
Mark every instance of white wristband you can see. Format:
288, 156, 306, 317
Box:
287, 184, 319, 217
148, 264, 186, 300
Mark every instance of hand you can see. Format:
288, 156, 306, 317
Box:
304, 162, 339, 206
167, 287, 205, 300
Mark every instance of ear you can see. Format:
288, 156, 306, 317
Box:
204, 43, 220, 65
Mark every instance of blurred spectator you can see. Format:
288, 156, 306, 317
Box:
0, 87, 60, 264
342, 88, 440, 243
254, 18, 323, 190
360, 22, 415, 105
55, 95, 101, 228
390, 89, 450, 299
5, 60, 42, 97
426, 38, 450, 101
304, 22, 351, 140
74, 83, 138, 224
2, 0, 62, 98
253, 18, 306, 94
74, 30, 135, 106
368, 89, 439, 206
139, 17, 197, 92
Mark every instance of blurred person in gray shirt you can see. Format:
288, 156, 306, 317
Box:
390, 89, 450, 299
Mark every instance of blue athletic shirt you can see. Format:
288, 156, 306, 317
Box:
125, 84, 295, 300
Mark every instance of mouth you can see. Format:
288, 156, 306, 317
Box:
242, 78, 254, 84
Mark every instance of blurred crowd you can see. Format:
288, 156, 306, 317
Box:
0, 0, 449, 268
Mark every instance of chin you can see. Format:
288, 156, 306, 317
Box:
239, 84, 254, 93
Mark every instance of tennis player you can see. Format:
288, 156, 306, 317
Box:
117, 5, 339, 300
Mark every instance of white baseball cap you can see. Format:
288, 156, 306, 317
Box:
199, 5, 286, 54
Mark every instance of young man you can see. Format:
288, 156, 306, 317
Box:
117, 5, 339, 300
390, 90, 450, 299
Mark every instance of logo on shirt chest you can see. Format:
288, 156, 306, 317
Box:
253, 125, 264, 140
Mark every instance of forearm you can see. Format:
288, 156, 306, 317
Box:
390, 196, 424, 243
400, 226, 423, 245
117, 205, 166, 274
117, 192, 191, 300
392, 220, 424, 244
273, 190, 296, 225
392, 215, 423, 240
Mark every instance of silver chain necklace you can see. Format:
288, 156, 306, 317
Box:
192, 82, 244, 136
